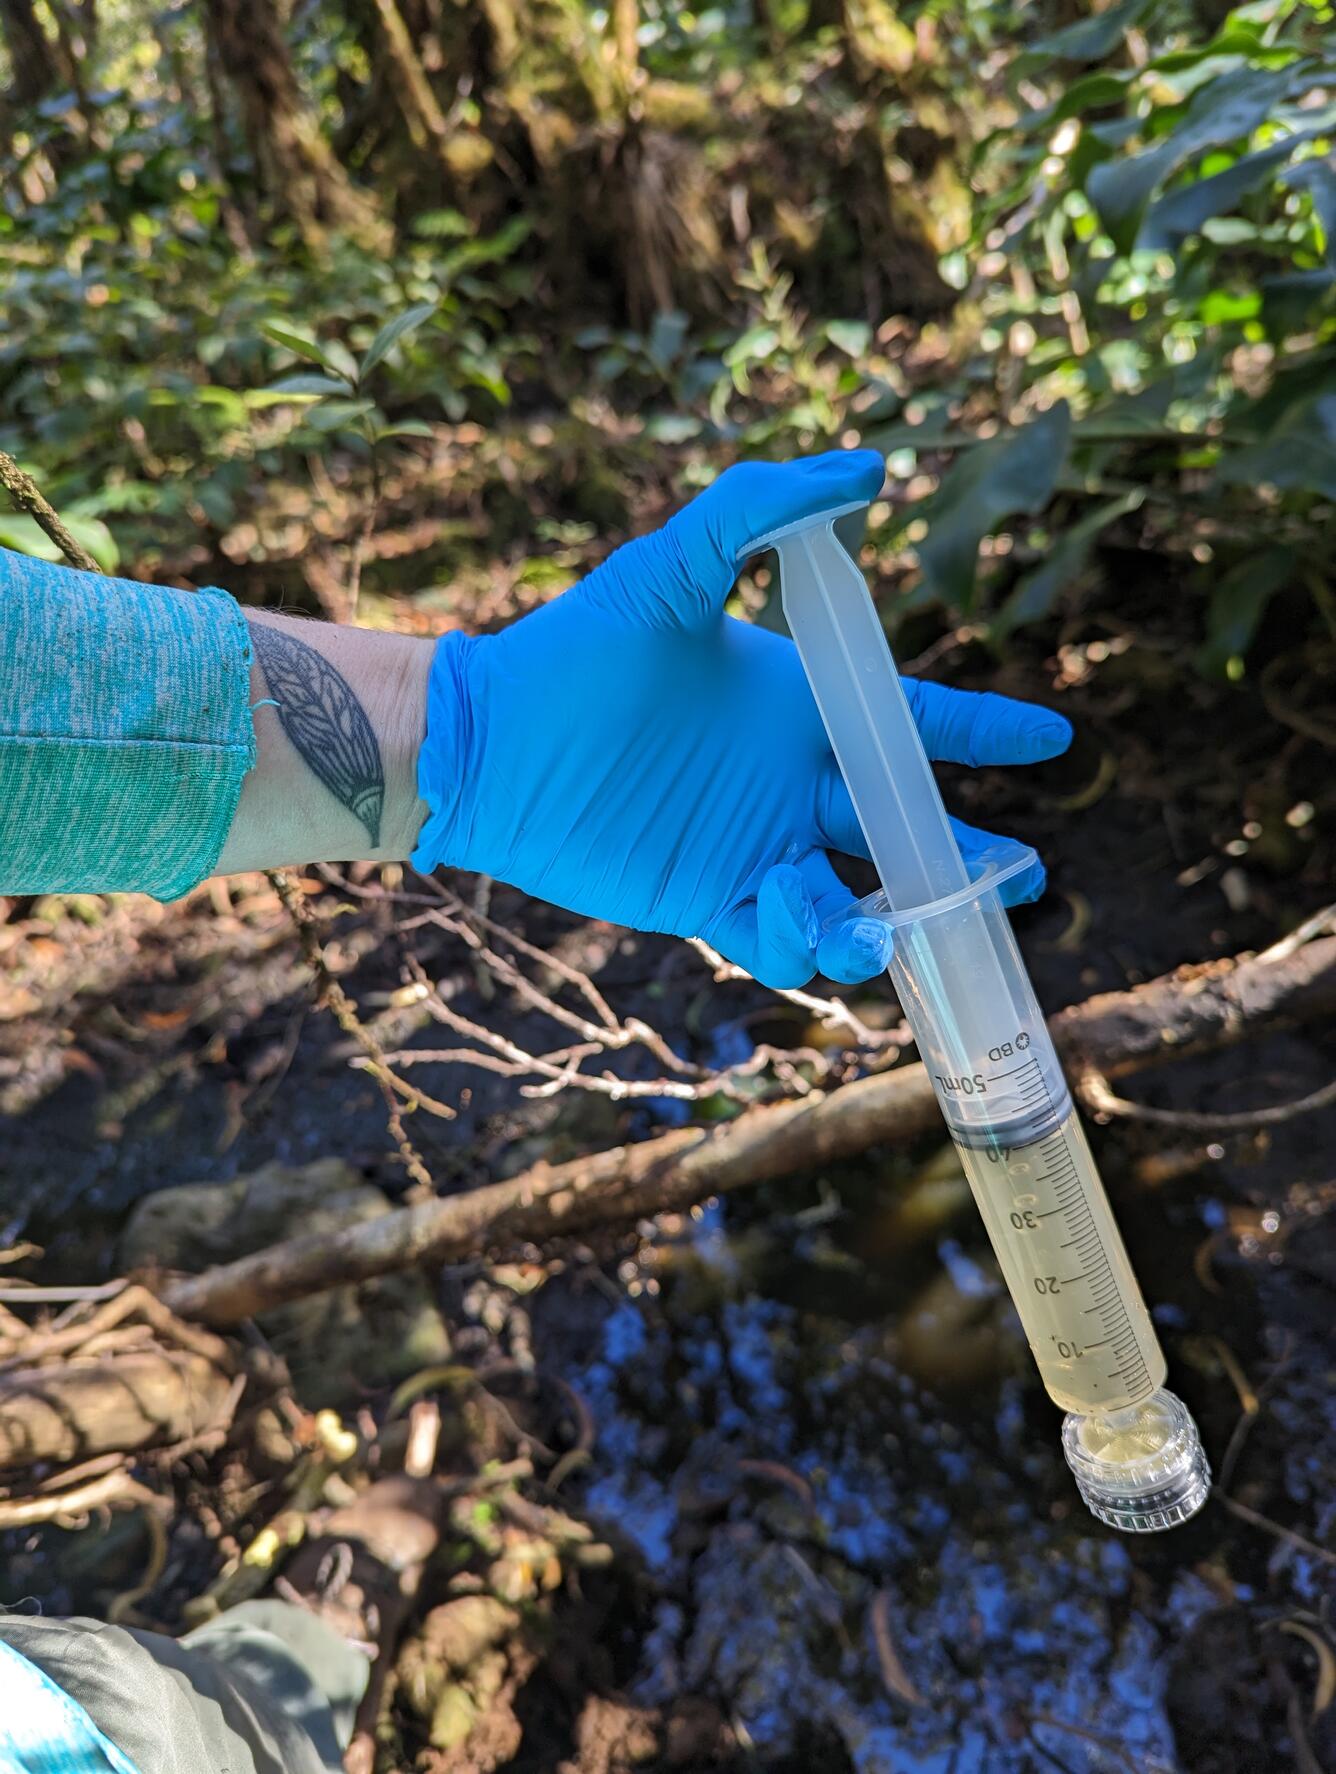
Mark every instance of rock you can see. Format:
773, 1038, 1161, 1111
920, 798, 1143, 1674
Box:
117, 1159, 449, 1406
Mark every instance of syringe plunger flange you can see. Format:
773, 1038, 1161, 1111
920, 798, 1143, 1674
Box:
1062, 1388, 1210, 1532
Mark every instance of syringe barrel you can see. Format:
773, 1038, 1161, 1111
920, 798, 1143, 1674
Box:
857, 863, 1072, 1149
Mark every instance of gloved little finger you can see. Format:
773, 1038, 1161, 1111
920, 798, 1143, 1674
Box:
794, 846, 893, 984
816, 915, 893, 984
950, 820, 1047, 906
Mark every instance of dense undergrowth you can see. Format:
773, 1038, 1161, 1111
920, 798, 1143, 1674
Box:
1, 0, 1332, 697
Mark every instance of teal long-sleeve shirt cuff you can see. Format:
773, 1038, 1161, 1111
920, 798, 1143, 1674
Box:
0, 547, 255, 900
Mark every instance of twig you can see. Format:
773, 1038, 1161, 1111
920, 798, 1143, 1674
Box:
0, 449, 100, 573
0, 1468, 161, 1529
1079, 1067, 1336, 1132
869, 1589, 923, 1705
0, 1283, 233, 1375
689, 937, 899, 1049
107, 1502, 170, 1625
272, 873, 446, 1193
0, 1281, 126, 1305
1258, 902, 1336, 965
1214, 1491, 1336, 1569
1027, 1711, 1176, 1774
403, 1398, 440, 1478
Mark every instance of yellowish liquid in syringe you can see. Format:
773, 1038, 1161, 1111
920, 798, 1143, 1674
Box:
954, 1111, 1166, 1415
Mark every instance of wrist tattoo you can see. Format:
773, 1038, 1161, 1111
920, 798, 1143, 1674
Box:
249, 619, 385, 847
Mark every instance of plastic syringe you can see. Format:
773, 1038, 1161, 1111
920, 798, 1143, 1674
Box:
745, 500, 1210, 1533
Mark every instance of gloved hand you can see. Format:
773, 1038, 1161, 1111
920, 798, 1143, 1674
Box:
412, 451, 1071, 988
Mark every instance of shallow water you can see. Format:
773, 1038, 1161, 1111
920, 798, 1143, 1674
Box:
537, 1117, 1336, 1773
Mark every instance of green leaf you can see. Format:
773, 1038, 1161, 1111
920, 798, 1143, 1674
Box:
1196, 546, 1295, 676
374, 419, 436, 440
1017, 71, 1138, 135
1216, 388, 1336, 496
1217, 430, 1336, 497
825, 319, 872, 357
723, 325, 780, 367
1019, 0, 1158, 67
1196, 288, 1262, 325
644, 413, 702, 443
645, 308, 689, 370
0, 512, 119, 572
1137, 135, 1301, 252
993, 490, 1144, 638
1087, 64, 1297, 252
302, 398, 377, 432
1283, 158, 1336, 265
261, 322, 345, 375
916, 403, 1072, 608
262, 373, 353, 398
359, 301, 438, 379
1259, 269, 1336, 334
411, 208, 472, 240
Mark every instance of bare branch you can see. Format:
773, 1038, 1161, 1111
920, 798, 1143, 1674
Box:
160, 931, 1336, 1327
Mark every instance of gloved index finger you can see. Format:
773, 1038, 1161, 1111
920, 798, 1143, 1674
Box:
903, 678, 1073, 767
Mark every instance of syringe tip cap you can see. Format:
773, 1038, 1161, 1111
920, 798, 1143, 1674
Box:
1062, 1388, 1211, 1533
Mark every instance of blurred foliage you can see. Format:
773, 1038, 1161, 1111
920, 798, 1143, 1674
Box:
0, 0, 1333, 681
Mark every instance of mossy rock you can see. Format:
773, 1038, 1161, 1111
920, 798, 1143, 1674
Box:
118, 1159, 450, 1407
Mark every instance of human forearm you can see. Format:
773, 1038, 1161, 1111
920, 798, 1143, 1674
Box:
215, 611, 434, 876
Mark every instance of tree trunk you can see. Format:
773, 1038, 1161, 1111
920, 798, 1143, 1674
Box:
0, 0, 70, 104
201, 0, 384, 247
371, 0, 454, 177
611, 0, 639, 80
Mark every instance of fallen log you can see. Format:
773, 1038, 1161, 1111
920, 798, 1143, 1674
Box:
161, 933, 1336, 1329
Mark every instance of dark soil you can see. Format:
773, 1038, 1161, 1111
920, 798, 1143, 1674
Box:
1, 566, 1333, 1774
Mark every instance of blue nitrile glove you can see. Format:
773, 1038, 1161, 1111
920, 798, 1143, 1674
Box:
411, 451, 1072, 989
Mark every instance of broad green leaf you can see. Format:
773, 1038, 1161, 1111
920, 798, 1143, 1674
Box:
1138, 135, 1301, 251
916, 402, 1072, 608
825, 319, 872, 357
0, 512, 119, 571
359, 301, 438, 379
993, 490, 1144, 638
1196, 545, 1295, 676
1087, 64, 1297, 252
